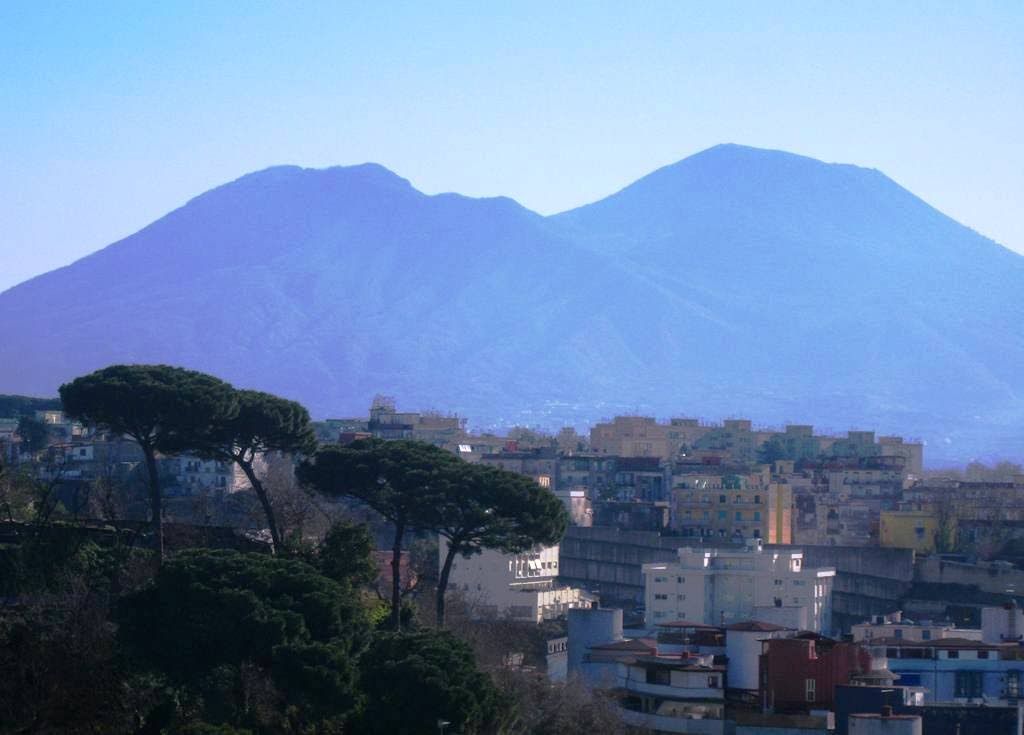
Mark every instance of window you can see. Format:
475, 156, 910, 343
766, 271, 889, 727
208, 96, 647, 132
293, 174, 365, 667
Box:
921, 630, 931, 640
654, 593, 668, 601
754, 495, 761, 504
894, 629, 903, 639
946, 650, 959, 659
955, 671, 983, 698
654, 576, 667, 583
718, 511, 727, 520
646, 668, 670, 685
719, 495, 727, 503
677, 577, 684, 584
805, 678, 816, 702
774, 579, 783, 586
708, 675, 719, 688
978, 650, 990, 659
735, 511, 743, 521
1008, 671, 1020, 698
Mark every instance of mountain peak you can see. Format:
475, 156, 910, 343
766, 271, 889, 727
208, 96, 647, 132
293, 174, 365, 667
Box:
209, 162, 416, 200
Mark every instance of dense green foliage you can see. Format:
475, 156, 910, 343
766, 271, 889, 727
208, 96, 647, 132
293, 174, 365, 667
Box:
312, 520, 379, 588
119, 549, 370, 732
356, 630, 504, 735
59, 364, 238, 558
15, 414, 50, 455
434, 462, 568, 626
298, 439, 460, 630
0, 393, 61, 417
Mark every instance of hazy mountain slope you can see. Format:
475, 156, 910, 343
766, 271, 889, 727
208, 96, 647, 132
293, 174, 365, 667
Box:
549, 144, 1024, 459
1, 146, 1021, 463
0, 163, 731, 427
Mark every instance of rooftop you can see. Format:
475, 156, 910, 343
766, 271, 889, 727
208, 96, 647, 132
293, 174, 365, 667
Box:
657, 619, 720, 630
726, 621, 791, 632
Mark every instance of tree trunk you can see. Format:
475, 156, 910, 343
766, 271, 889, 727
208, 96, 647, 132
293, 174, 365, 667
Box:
391, 520, 406, 632
142, 445, 163, 562
436, 540, 459, 629
241, 460, 282, 554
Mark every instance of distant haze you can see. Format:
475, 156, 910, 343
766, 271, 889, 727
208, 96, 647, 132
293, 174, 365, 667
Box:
0, 144, 1021, 466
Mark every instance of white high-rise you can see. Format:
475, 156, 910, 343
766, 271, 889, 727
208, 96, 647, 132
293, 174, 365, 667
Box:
642, 540, 835, 633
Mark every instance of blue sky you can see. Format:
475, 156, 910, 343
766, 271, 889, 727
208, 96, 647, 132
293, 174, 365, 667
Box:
1, 1, 1021, 292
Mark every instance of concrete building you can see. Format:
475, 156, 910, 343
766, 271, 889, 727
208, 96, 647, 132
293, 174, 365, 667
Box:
442, 541, 593, 623
878, 511, 942, 553
877, 437, 924, 478
867, 637, 1024, 703
642, 540, 835, 633
725, 621, 795, 692
567, 607, 625, 685
590, 416, 670, 458
672, 464, 792, 543
760, 634, 879, 712
835, 685, 1023, 735
982, 603, 1024, 644
852, 612, 981, 644
569, 613, 726, 734
848, 711, 921, 735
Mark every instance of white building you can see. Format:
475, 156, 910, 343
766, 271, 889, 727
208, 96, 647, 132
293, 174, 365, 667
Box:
443, 541, 594, 623
724, 621, 795, 691
867, 637, 1024, 703
642, 539, 835, 633
852, 611, 981, 644
982, 603, 1024, 644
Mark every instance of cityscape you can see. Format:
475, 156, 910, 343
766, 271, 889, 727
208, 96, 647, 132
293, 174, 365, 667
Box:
1, 3, 1021, 734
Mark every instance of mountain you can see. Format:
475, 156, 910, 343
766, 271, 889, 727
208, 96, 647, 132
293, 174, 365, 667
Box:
1, 145, 1021, 463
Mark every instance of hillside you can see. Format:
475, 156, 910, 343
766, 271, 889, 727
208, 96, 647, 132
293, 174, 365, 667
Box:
1, 145, 1021, 463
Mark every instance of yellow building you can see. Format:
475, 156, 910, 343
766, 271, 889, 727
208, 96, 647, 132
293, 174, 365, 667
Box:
672, 471, 792, 544
879, 510, 943, 553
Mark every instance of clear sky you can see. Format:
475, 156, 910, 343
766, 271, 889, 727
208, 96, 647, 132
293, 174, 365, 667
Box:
1, 1, 1021, 292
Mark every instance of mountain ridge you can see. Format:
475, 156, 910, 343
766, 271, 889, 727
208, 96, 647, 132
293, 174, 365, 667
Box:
1, 144, 1021, 463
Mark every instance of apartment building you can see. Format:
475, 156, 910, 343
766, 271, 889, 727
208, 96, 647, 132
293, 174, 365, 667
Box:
672, 464, 792, 543
590, 416, 671, 458
642, 540, 835, 632
852, 612, 981, 644
442, 541, 593, 623
866, 637, 1024, 703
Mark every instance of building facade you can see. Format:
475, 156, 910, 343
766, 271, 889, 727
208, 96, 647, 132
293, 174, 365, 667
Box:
642, 540, 835, 633
442, 541, 593, 623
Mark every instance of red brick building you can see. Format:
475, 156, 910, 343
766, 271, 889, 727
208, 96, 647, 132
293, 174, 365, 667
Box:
760, 634, 874, 712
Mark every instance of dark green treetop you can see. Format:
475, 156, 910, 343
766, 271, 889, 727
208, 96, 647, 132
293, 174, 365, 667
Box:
433, 462, 568, 626
120, 549, 369, 729
59, 364, 238, 450
298, 439, 460, 630
355, 629, 503, 735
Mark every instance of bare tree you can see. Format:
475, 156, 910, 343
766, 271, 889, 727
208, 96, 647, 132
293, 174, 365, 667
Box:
493, 671, 627, 735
